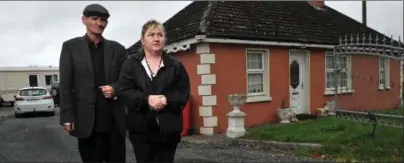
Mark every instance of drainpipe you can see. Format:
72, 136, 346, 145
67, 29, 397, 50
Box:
401, 1, 404, 107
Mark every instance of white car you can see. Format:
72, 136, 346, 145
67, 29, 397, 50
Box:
14, 86, 55, 117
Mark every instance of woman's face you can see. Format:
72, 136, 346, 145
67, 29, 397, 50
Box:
142, 26, 166, 53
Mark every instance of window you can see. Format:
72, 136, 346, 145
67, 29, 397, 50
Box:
379, 57, 390, 89
52, 74, 59, 82
246, 49, 271, 102
325, 52, 352, 93
45, 75, 52, 85
19, 88, 47, 96
45, 74, 59, 86
28, 75, 38, 87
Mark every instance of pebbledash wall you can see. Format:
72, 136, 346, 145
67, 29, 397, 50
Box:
174, 42, 401, 135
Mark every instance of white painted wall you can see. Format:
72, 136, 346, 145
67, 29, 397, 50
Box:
0, 67, 59, 102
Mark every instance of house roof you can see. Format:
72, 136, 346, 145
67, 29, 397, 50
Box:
127, 1, 400, 53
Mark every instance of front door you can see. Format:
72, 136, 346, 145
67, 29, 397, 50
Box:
289, 51, 309, 114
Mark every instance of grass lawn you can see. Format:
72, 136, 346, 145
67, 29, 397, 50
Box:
242, 116, 403, 162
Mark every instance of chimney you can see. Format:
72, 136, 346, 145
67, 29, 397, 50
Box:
362, 1, 367, 26
309, 0, 325, 8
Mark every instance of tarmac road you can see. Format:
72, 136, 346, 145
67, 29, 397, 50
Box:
0, 106, 13, 120
0, 107, 316, 162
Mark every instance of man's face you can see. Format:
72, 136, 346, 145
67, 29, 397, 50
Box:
82, 16, 108, 35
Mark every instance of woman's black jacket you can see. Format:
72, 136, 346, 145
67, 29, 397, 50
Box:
117, 50, 190, 142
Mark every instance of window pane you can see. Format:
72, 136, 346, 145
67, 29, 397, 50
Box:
247, 73, 264, 93
339, 72, 348, 87
379, 70, 386, 85
326, 72, 334, 88
45, 75, 52, 85
19, 89, 47, 96
327, 72, 349, 88
53, 75, 59, 82
29, 75, 38, 87
339, 80, 347, 88
326, 55, 350, 89
326, 56, 334, 69
247, 53, 263, 69
338, 56, 347, 68
380, 58, 385, 69
379, 77, 385, 85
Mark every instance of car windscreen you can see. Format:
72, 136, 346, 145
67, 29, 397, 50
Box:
19, 89, 47, 96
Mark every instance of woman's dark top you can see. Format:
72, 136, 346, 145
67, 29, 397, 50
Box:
118, 50, 190, 143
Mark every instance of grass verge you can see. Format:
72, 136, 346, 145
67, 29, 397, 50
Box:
242, 117, 403, 162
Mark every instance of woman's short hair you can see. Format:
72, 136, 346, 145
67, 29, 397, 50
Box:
141, 19, 165, 38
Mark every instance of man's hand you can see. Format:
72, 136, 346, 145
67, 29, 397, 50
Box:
99, 85, 114, 98
63, 123, 75, 133
148, 95, 166, 111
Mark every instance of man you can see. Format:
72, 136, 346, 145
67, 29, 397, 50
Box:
59, 4, 127, 163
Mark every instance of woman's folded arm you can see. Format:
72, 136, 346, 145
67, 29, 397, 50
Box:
162, 62, 191, 113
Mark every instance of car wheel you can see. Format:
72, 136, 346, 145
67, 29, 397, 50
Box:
50, 111, 55, 116
14, 113, 21, 118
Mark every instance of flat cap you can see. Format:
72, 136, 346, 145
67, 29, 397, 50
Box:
83, 4, 110, 18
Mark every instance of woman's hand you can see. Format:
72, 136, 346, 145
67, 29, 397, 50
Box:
148, 95, 166, 110
159, 95, 167, 106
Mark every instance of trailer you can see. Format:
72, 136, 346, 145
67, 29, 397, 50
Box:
0, 66, 59, 106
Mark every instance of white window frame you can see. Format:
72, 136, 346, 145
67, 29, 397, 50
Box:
45, 75, 53, 86
324, 52, 353, 95
245, 48, 272, 103
52, 74, 59, 82
378, 57, 391, 90
44, 74, 59, 86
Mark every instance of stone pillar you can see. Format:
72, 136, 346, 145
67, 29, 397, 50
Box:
196, 43, 218, 135
226, 94, 247, 138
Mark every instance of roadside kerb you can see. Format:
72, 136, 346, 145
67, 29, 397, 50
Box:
181, 134, 323, 150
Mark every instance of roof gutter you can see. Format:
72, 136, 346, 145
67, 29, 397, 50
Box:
202, 37, 335, 49
164, 35, 336, 54
0, 67, 59, 72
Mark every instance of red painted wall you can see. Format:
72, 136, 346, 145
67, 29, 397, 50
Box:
211, 44, 401, 134
173, 43, 401, 135
171, 46, 203, 134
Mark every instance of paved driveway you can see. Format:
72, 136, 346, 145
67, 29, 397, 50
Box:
0, 107, 315, 162
0, 106, 13, 120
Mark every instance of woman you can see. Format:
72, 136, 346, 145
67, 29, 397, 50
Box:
118, 19, 190, 163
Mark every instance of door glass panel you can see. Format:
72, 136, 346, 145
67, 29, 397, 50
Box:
290, 60, 300, 89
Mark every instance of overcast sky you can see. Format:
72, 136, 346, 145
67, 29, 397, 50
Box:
0, 1, 402, 67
